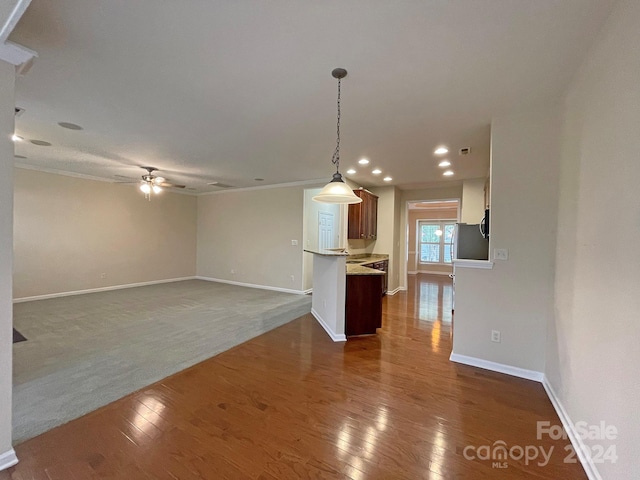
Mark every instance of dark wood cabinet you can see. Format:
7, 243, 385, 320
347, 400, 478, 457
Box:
368, 260, 388, 294
345, 274, 384, 336
348, 189, 378, 240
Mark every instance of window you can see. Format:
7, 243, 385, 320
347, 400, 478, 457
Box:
418, 222, 455, 264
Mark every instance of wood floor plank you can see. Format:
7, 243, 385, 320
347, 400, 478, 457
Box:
2, 274, 587, 479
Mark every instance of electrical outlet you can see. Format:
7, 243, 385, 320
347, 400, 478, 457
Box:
491, 330, 501, 343
100, 273, 107, 279
291, 239, 298, 246
230, 269, 235, 274
290, 275, 295, 282
494, 249, 509, 261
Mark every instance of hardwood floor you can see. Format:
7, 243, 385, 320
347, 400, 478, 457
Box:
2, 274, 586, 479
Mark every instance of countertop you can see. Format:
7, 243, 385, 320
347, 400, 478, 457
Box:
346, 264, 385, 276
345, 254, 388, 275
304, 249, 388, 275
303, 248, 348, 256
345, 254, 389, 264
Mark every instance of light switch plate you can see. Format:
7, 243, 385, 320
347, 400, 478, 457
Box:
494, 248, 509, 260
291, 239, 298, 246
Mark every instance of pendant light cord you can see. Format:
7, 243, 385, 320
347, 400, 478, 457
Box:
331, 78, 341, 173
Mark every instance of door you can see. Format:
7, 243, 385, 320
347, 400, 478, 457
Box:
318, 211, 335, 250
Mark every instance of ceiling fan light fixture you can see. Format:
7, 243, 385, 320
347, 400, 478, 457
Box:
140, 183, 151, 194
152, 185, 162, 194
313, 68, 362, 205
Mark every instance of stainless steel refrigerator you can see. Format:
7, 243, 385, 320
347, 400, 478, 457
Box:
454, 223, 489, 260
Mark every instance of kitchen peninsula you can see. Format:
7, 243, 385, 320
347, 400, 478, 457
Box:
305, 249, 387, 341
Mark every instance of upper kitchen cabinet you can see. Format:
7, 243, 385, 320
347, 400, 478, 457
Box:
348, 188, 378, 240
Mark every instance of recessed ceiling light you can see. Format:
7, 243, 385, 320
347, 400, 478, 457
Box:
254, 178, 264, 181
346, 168, 356, 175
14, 155, 27, 159
207, 182, 219, 186
434, 147, 448, 155
383, 176, 392, 182
58, 122, 83, 130
30, 139, 52, 146
438, 160, 451, 167
443, 170, 454, 176
12, 134, 23, 142
358, 158, 370, 165
372, 169, 382, 175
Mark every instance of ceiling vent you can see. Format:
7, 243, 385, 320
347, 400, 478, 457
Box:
208, 182, 235, 188
15, 107, 24, 117
459, 147, 471, 156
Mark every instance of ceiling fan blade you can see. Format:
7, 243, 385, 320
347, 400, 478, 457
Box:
152, 176, 166, 184
159, 182, 186, 189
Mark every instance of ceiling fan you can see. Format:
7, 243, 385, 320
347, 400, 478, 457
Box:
119, 166, 186, 200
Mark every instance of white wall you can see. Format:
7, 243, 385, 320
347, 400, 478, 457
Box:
0, 59, 15, 465
452, 105, 560, 372
392, 187, 402, 291
310, 254, 346, 341
460, 178, 486, 224
13, 168, 197, 299
549, 0, 640, 477
197, 186, 305, 292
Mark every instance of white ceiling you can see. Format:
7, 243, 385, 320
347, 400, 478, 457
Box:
9, 0, 615, 193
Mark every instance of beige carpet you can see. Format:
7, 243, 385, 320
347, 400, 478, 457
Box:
12, 279, 311, 444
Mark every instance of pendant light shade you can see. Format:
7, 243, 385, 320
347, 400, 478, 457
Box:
313, 172, 362, 204
313, 68, 362, 205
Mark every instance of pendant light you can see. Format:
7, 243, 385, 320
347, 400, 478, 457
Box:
313, 68, 362, 204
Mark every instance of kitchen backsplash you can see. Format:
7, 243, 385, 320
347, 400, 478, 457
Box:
347, 239, 376, 255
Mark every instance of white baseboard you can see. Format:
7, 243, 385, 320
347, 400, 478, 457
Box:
196, 276, 306, 295
0, 449, 18, 471
542, 376, 602, 480
449, 353, 544, 382
303, 288, 313, 294
311, 308, 346, 342
386, 286, 403, 296
407, 271, 452, 276
13, 276, 197, 303
417, 270, 453, 276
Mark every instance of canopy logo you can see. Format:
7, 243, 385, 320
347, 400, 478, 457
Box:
463, 421, 618, 469
463, 441, 554, 468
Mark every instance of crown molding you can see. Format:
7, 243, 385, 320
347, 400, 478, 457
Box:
0, 0, 31, 43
